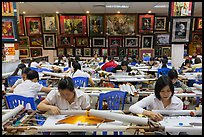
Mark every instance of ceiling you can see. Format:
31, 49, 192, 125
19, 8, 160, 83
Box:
17, 2, 202, 16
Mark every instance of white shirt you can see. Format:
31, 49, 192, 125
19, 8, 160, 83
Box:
30, 62, 39, 68
45, 89, 90, 110
13, 79, 24, 87
129, 94, 183, 114
2, 84, 5, 91
69, 69, 90, 78
13, 80, 43, 100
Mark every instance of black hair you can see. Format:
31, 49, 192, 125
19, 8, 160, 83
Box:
108, 56, 114, 61
28, 58, 36, 67
168, 69, 178, 80
185, 59, 192, 65
27, 70, 39, 81
154, 76, 174, 100
22, 67, 31, 75
58, 77, 75, 92
194, 57, 201, 64
103, 55, 108, 63
72, 61, 81, 71
149, 57, 154, 61
121, 61, 128, 66
75, 55, 81, 62
18, 63, 26, 69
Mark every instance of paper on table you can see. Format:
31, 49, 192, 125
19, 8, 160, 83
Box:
193, 83, 202, 90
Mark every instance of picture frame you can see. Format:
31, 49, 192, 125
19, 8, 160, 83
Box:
18, 15, 25, 36
162, 47, 171, 57
118, 47, 126, 56
92, 48, 100, 56
127, 48, 138, 56
141, 35, 154, 48
155, 34, 170, 45
192, 32, 202, 43
139, 48, 154, 60
59, 34, 73, 47
154, 47, 162, 57
92, 37, 106, 47
169, 2, 194, 17
29, 35, 43, 47
59, 15, 87, 36
124, 36, 139, 48
30, 48, 42, 57
2, 17, 18, 42
25, 17, 42, 36
194, 17, 202, 30
138, 13, 155, 34
101, 48, 108, 56
84, 48, 91, 57
66, 48, 74, 57
108, 36, 123, 47
2, 2, 15, 16
42, 14, 58, 33
57, 48, 65, 56
19, 48, 29, 58
106, 14, 136, 35
43, 33, 56, 49
170, 17, 192, 44
75, 48, 82, 56
89, 15, 104, 36
75, 37, 89, 47
154, 16, 168, 31
109, 48, 117, 56
19, 36, 29, 47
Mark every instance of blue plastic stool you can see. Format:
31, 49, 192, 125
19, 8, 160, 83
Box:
157, 68, 171, 78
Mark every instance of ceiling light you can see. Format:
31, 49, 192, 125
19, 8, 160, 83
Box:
148, 10, 151, 13
154, 5, 168, 8
117, 11, 120, 14
86, 11, 90, 14
22, 11, 26, 14
106, 5, 129, 8
19, 2, 24, 4
56, 11, 59, 14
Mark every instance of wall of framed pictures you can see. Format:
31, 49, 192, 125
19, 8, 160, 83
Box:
7, 3, 201, 62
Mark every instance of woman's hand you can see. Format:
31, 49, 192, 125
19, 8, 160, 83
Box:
148, 111, 164, 122
49, 106, 61, 115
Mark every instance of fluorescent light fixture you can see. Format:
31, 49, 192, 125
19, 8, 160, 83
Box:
56, 11, 59, 14
148, 10, 151, 13
22, 11, 26, 14
117, 11, 120, 14
106, 5, 129, 8
154, 5, 168, 8
86, 11, 90, 14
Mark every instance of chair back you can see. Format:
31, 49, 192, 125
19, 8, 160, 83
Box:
98, 90, 127, 110
105, 67, 114, 72
29, 67, 38, 71
38, 79, 48, 87
7, 76, 22, 87
130, 62, 137, 66
143, 57, 150, 62
99, 62, 105, 66
5, 94, 36, 110
157, 68, 171, 78
195, 68, 202, 72
72, 77, 89, 88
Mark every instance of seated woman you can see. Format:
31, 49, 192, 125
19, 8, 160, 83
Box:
13, 70, 52, 102
28, 58, 42, 68
37, 77, 90, 135
9, 67, 31, 93
68, 61, 95, 87
180, 59, 194, 73
11, 62, 26, 76
192, 57, 202, 69
54, 55, 65, 66
112, 61, 132, 73
129, 76, 183, 122
88, 53, 100, 64
168, 69, 192, 93
37, 77, 91, 114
